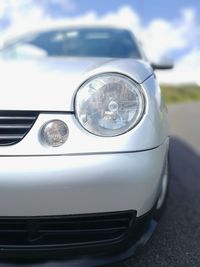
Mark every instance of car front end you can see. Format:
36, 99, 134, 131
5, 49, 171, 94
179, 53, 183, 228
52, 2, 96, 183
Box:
0, 27, 169, 266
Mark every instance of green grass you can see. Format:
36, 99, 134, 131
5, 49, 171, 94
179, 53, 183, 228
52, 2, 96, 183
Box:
160, 84, 200, 104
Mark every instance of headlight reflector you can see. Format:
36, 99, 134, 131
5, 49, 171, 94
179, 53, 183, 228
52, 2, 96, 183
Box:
75, 73, 145, 137
41, 120, 68, 147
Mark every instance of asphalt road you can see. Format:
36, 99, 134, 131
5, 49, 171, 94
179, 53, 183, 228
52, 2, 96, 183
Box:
168, 102, 200, 152
110, 102, 200, 267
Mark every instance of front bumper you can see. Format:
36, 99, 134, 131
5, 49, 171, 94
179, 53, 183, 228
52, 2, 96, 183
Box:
0, 139, 168, 264
0, 210, 157, 266
0, 139, 168, 217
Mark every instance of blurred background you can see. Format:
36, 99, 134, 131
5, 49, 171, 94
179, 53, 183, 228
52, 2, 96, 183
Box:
0, 1, 200, 266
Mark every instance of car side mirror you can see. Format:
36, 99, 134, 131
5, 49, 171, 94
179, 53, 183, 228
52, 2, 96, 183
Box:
151, 58, 174, 70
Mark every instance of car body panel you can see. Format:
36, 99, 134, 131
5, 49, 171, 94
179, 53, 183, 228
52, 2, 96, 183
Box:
0, 74, 168, 155
0, 112, 166, 156
0, 138, 168, 217
0, 57, 152, 112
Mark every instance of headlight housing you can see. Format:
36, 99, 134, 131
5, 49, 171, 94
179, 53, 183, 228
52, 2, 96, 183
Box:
75, 73, 145, 137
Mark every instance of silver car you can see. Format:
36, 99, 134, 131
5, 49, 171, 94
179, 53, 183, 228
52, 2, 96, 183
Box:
0, 27, 171, 266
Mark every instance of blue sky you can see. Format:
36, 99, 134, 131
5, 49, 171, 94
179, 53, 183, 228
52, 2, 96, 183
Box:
48, 0, 200, 24
3, 0, 195, 29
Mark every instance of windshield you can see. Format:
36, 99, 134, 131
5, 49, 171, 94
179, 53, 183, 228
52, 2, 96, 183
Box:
1, 28, 142, 60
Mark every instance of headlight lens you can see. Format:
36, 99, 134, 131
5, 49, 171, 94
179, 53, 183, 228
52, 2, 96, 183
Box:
41, 120, 69, 147
75, 73, 145, 137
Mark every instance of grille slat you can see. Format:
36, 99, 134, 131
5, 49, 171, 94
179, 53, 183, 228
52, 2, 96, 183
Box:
0, 116, 37, 120
0, 135, 24, 139
39, 226, 127, 234
0, 111, 39, 145
0, 125, 32, 129
0, 211, 135, 247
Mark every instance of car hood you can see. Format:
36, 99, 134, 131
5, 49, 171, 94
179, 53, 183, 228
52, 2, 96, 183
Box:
0, 57, 153, 111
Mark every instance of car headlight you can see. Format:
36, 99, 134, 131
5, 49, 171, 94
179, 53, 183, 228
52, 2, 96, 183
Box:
75, 73, 145, 137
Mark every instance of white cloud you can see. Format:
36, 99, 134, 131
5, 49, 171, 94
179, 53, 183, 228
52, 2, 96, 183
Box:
98, 6, 141, 33
142, 8, 197, 61
0, 2, 199, 84
0, 0, 76, 37
0, 0, 76, 16
157, 48, 200, 85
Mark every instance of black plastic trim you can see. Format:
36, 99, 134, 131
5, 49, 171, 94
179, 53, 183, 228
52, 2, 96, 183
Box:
0, 208, 157, 266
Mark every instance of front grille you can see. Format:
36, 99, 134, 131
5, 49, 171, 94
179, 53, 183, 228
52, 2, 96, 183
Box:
0, 111, 39, 145
0, 211, 136, 248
